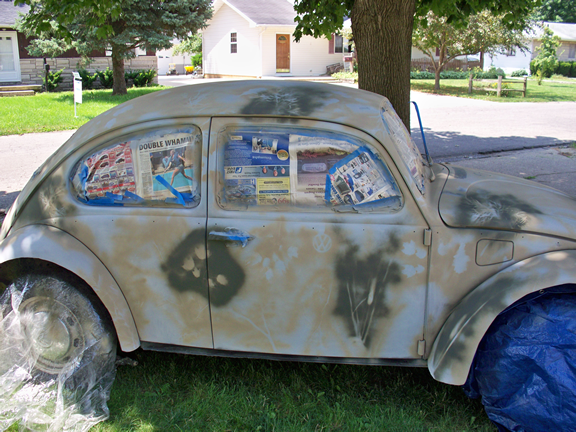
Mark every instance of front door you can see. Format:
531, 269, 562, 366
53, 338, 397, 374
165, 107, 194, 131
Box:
276, 34, 290, 73
0, 32, 20, 82
206, 117, 430, 360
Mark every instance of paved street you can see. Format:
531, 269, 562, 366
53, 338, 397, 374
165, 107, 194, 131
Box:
1, 78, 575, 210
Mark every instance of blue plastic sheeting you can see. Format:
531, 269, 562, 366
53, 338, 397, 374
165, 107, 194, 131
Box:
463, 287, 576, 432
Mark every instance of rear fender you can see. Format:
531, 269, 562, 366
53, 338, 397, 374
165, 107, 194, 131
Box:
428, 250, 576, 385
0, 224, 140, 351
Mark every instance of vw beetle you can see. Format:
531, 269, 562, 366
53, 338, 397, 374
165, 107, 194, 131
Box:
1, 80, 576, 429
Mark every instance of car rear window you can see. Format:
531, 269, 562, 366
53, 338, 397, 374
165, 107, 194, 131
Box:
380, 101, 426, 194
216, 126, 402, 212
71, 127, 202, 207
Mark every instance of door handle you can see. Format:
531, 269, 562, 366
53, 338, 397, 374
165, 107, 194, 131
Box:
208, 228, 254, 247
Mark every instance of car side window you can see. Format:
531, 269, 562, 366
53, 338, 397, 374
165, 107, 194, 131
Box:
71, 126, 202, 207
217, 126, 402, 212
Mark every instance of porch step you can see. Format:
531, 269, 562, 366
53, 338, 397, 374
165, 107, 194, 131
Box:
0, 84, 42, 91
0, 90, 36, 97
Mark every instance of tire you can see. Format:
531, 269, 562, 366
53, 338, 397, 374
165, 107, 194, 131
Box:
464, 289, 576, 432
0, 274, 117, 418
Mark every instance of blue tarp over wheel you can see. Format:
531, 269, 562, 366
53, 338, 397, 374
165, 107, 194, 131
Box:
463, 286, 576, 432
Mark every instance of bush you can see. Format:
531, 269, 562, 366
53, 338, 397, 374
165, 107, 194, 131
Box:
473, 66, 506, 79
192, 53, 202, 68
133, 69, 156, 87
44, 68, 64, 92
511, 69, 528, 77
96, 67, 114, 89
556, 61, 576, 77
124, 70, 140, 87
77, 68, 98, 89
410, 70, 434, 79
331, 71, 358, 82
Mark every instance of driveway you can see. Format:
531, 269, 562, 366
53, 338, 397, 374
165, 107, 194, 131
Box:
408, 91, 576, 160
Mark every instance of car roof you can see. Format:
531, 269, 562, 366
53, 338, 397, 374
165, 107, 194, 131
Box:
69, 80, 388, 151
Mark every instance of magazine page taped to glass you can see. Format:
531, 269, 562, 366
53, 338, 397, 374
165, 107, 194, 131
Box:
73, 127, 201, 207
219, 127, 402, 211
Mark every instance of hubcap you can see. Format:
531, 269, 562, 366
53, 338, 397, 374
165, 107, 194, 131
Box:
19, 296, 85, 374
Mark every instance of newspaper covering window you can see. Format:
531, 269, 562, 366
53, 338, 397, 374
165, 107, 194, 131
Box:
380, 101, 426, 194
134, 129, 200, 202
219, 127, 401, 211
288, 134, 356, 206
222, 130, 291, 206
325, 148, 400, 206
72, 127, 201, 206
75, 142, 136, 201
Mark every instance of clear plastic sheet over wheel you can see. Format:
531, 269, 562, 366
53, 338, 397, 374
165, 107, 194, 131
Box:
463, 287, 576, 432
0, 275, 117, 432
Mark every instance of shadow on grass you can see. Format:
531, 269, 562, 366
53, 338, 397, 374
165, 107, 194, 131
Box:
100, 350, 494, 432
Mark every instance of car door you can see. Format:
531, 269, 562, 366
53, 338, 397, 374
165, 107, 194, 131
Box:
206, 117, 430, 359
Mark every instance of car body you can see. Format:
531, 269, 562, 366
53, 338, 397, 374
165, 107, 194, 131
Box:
1, 80, 576, 390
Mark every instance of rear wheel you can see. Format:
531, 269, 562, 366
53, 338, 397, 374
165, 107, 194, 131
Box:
464, 289, 576, 431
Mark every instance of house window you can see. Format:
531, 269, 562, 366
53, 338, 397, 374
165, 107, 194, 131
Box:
569, 44, 576, 59
506, 48, 516, 57
231, 33, 237, 54
335, 35, 343, 53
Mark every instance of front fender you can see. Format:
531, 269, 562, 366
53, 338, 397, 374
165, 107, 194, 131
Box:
428, 250, 576, 385
0, 224, 140, 352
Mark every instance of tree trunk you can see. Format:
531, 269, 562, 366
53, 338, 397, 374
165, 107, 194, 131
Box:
480, 51, 485, 70
351, 0, 416, 129
434, 68, 441, 91
111, 43, 127, 96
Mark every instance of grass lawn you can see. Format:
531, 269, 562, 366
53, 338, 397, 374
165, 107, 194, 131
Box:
0, 87, 169, 136
410, 78, 576, 102
83, 350, 494, 432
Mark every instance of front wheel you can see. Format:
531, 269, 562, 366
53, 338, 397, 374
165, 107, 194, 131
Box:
0, 274, 117, 429
464, 289, 576, 431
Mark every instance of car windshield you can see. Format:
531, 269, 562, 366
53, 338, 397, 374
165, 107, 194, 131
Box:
380, 101, 426, 194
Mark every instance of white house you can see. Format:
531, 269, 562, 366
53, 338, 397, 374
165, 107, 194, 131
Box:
486, 22, 576, 74
203, 0, 349, 78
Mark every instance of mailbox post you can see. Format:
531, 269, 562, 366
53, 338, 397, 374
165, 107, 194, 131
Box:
72, 72, 82, 118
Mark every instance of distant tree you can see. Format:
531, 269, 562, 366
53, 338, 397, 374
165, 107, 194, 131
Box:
413, 10, 530, 90
532, 26, 561, 84
173, 34, 203, 56
16, 0, 212, 95
293, 0, 538, 128
532, 0, 576, 23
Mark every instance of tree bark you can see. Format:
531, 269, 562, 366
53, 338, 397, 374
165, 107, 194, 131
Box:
111, 43, 127, 96
351, 0, 416, 129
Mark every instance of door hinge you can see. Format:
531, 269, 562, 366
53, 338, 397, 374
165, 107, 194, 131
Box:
417, 339, 426, 356
423, 229, 432, 246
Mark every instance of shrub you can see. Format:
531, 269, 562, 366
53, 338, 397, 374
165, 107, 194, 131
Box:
77, 68, 98, 89
331, 71, 358, 82
96, 67, 114, 89
556, 61, 576, 77
133, 69, 156, 87
410, 70, 434, 79
473, 66, 506, 79
44, 68, 64, 92
439, 70, 469, 79
511, 69, 528, 77
192, 53, 202, 68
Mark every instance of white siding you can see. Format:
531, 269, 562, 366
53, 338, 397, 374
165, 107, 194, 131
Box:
260, 29, 343, 76
204, 3, 262, 77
